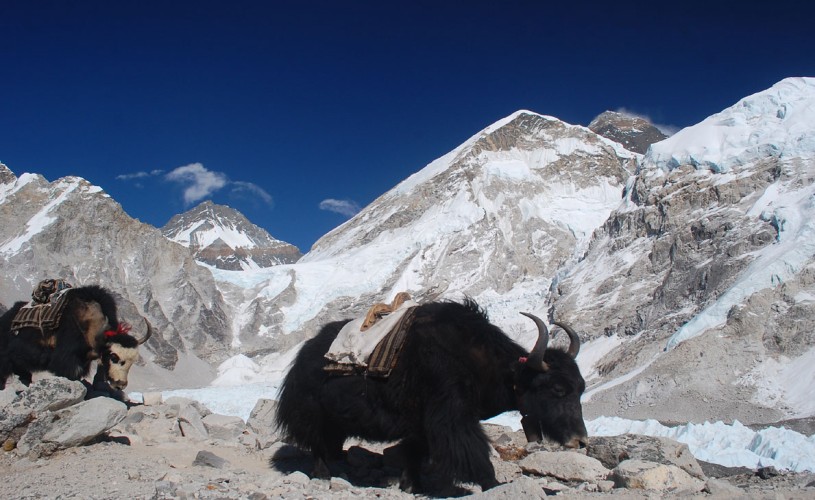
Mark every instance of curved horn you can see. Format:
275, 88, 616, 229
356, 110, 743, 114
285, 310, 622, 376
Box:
553, 321, 581, 358
520, 312, 549, 371
137, 318, 154, 345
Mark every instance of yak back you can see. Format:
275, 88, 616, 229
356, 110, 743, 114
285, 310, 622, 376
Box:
391, 299, 527, 419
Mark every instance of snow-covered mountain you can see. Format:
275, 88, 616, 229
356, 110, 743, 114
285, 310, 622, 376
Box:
549, 77, 815, 424
162, 201, 301, 271
212, 110, 639, 355
2, 77, 814, 432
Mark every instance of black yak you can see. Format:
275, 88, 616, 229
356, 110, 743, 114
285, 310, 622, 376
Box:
0, 285, 152, 399
275, 299, 587, 495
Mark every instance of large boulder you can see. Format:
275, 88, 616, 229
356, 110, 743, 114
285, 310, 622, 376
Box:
588, 434, 706, 479
0, 378, 86, 445
611, 459, 707, 493
16, 396, 127, 458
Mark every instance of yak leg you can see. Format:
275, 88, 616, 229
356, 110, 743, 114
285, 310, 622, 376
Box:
397, 436, 428, 493
421, 398, 499, 495
0, 356, 12, 390
311, 425, 345, 479
7, 336, 47, 387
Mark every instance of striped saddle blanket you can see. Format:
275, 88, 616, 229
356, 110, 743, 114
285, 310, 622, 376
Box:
11, 288, 73, 333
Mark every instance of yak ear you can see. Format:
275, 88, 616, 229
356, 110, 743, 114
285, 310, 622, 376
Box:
520, 312, 550, 372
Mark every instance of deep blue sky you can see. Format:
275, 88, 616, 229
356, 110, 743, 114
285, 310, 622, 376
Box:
2, 1, 813, 252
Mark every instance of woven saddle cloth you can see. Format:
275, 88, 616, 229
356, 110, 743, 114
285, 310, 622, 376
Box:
11, 288, 73, 333
325, 293, 418, 377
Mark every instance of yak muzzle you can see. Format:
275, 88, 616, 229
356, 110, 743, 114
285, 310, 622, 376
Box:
521, 415, 543, 443
521, 415, 589, 450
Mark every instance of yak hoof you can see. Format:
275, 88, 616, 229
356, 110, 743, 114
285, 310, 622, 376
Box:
312, 458, 331, 479
398, 472, 419, 493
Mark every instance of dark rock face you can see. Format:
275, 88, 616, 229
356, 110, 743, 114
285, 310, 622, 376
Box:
589, 111, 668, 154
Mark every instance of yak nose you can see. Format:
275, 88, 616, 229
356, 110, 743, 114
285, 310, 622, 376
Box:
565, 436, 589, 450
110, 380, 127, 390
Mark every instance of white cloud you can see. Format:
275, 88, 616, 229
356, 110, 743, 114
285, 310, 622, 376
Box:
232, 181, 274, 206
319, 198, 361, 217
165, 163, 228, 205
116, 169, 164, 181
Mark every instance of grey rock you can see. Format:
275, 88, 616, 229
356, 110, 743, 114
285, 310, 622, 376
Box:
246, 398, 278, 436
17, 397, 127, 457
7, 378, 86, 414
202, 413, 246, 441
757, 465, 780, 479
588, 434, 706, 479
466, 475, 547, 499
612, 459, 706, 492
175, 399, 210, 440
165, 396, 213, 418
518, 450, 610, 482
704, 477, 746, 496
193, 450, 230, 469
329, 476, 353, 491
284, 470, 311, 485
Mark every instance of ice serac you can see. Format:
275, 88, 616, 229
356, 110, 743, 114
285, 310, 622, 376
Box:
548, 77, 815, 424
0, 169, 231, 383
588, 111, 668, 154
228, 110, 636, 354
162, 201, 301, 271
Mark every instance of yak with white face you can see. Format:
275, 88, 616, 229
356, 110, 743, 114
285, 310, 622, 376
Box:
0, 285, 151, 400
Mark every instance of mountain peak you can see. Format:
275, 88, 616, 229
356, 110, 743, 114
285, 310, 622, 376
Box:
588, 111, 668, 154
0, 163, 16, 185
162, 201, 301, 270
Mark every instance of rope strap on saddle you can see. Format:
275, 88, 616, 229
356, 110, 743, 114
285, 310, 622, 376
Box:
360, 291, 412, 331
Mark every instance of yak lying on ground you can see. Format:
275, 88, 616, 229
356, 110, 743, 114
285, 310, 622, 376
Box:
275, 299, 587, 495
0, 285, 152, 399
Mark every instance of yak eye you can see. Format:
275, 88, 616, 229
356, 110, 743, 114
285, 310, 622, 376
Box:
552, 384, 567, 397
110, 353, 120, 363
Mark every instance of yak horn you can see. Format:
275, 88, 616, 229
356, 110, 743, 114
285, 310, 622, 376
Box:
520, 312, 549, 371
553, 321, 580, 358
137, 318, 154, 345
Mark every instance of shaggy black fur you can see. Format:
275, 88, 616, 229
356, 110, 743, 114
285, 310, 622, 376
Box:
0, 285, 125, 396
275, 299, 587, 496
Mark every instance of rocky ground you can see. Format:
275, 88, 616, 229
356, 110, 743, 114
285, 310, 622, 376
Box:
1, 378, 814, 499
